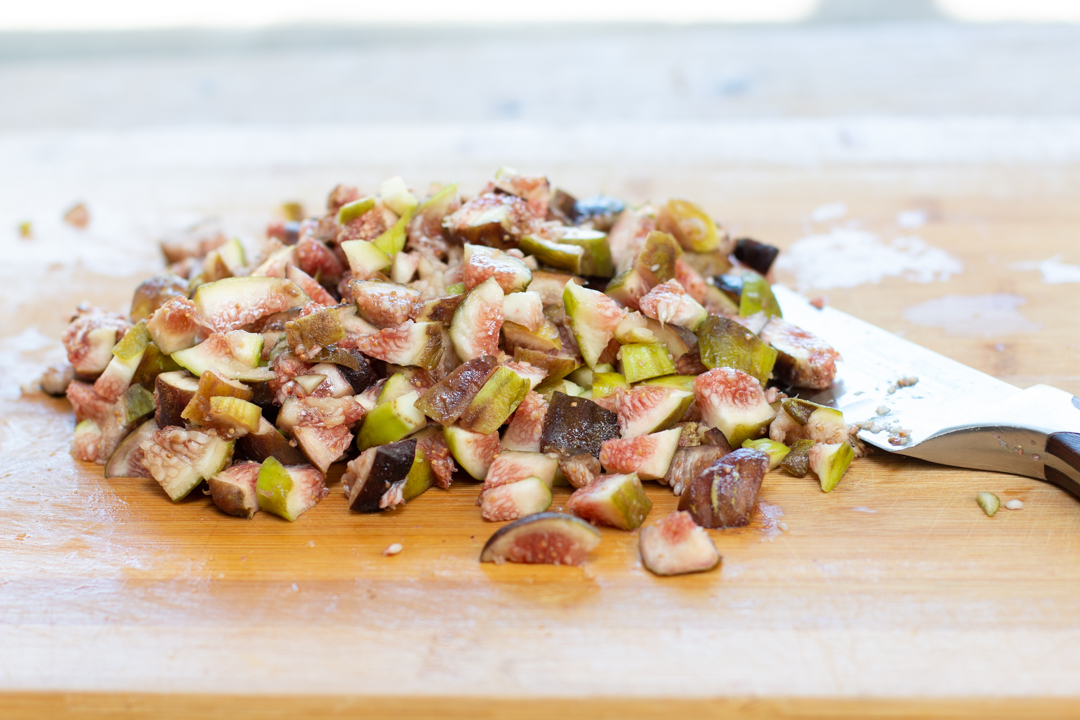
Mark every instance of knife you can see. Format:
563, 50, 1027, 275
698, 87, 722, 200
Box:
772, 285, 1080, 500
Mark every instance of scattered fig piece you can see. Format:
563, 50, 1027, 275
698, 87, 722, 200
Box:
599, 427, 681, 481
567, 472, 652, 530
678, 448, 769, 529
663, 444, 731, 496
640, 511, 721, 576
480, 476, 553, 522
480, 511, 600, 565
759, 317, 840, 391
733, 238, 780, 276
208, 461, 262, 518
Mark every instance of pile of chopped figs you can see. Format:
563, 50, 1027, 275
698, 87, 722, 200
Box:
53, 169, 854, 576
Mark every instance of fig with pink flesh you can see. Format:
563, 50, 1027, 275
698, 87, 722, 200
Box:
480, 512, 601, 565
639, 510, 721, 576
566, 472, 652, 530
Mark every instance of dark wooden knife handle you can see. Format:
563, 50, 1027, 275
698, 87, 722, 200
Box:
1046, 432, 1080, 494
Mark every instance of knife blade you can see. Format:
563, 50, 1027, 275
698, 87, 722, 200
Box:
771, 285, 1080, 499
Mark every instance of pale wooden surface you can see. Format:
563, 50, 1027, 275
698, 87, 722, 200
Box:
2, 131, 1080, 718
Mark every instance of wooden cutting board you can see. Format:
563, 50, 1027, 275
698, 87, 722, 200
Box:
2, 134, 1080, 719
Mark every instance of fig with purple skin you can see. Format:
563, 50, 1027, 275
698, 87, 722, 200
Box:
480, 512, 601, 565
665, 436, 731, 496
208, 461, 262, 518
416, 355, 498, 425
567, 472, 652, 530
540, 392, 620, 459
677, 447, 769, 529
154, 371, 200, 428
733, 238, 780, 276
639, 511, 721, 576
237, 416, 306, 465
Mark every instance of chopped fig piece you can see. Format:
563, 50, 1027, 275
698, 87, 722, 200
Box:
353, 320, 444, 370
443, 424, 501, 480
192, 277, 309, 333
480, 476, 553, 522
180, 370, 254, 426
104, 418, 158, 478
444, 192, 535, 249
154, 370, 200, 428
730, 271, 781, 319
617, 342, 676, 384
694, 368, 776, 447
480, 512, 600, 565
140, 427, 235, 502
599, 427, 681, 481
208, 461, 262, 518
340, 239, 391, 279
663, 444, 730, 496
72, 419, 103, 463
677, 448, 769, 528
695, 314, 777, 386
456, 366, 531, 435
415, 427, 457, 489
502, 291, 544, 332
559, 453, 601, 489
484, 451, 559, 490
810, 441, 855, 492
733, 238, 780, 276
502, 391, 549, 452
293, 424, 354, 473
613, 385, 693, 438
130, 275, 189, 323
567, 472, 652, 530
416, 355, 498, 425
40, 362, 76, 397
376, 373, 416, 406
770, 401, 848, 445
146, 297, 205, 355
463, 244, 532, 293
93, 321, 149, 402
780, 439, 814, 477
204, 396, 262, 437
540, 392, 620, 459
638, 280, 707, 331
237, 416, 306, 465
62, 307, 130, 377
172, 331, 274, 382
592, 371, 630, 400
344, 439, 417, 512
415, 294, 466, 325
759, 317, 840, 390
286, 265, 337, 307
527, 270, 583, 307
67, 381, 154, 462
502, 319, 562, 354
356, 390, 425, 450
296, 235, 345, 283
350, 281, 421, 328
563, 281, 624, 369
639, 511, 721, 576
656, 199, 724, 253
285, 306, 347, 360
450, 276, 504, 361
256, 457, 328, 521
741, 438, 790, 470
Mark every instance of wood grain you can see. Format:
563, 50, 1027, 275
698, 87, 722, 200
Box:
3, 146, 1080, 717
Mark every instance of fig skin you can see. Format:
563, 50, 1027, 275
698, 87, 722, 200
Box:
733, 238, 780, 276
540, 392, 620, 459
480, 511, 601, 565
416, 355, 498, 425
208, 461, 262, 518
678, 448, 769, 529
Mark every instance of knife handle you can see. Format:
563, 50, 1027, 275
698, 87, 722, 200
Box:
1046, 432, 1080, 495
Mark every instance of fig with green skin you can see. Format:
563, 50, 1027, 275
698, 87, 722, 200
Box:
204, 396, 262, 437
371, 209, 415, 258
450, 276, 504, 362
353, 320, 444, 370
118, 384, 156, 426
567, 472, 652, 531
340, 239, 392, 278
591, 371, 629, 400
377, 373, 417, 406
94, 321, 150, 402
638, 280, 707, 331
759, 316, 840, 391
356, 390, 426, 451
559, 227, 614, 277
664, 444, 730, 496
72, 419, 103, 462
695, 315, 777, 387
480, 476, 553, 522
810, 441, 855, 492
599, 427, 681, 481
605, 268, 651, 312
380, 176, 419, 216
131, 342, 183, 390
733, 238, 780, 276
635, 230, 682, 286
336, 196, 376, 225
780, 439, 814, 477
656, 199, 724, 253
618, 343, 676, 384
208, 461, 262, 518
180, 369, 253, 426
484, 451, 560, 490
104, 418, 158, 478
480, 511, 601, 565
417, 355, 498, 425
130, 275, 189, 323
563, 281, 625, 369
154, 370, 200, 428
527, 271, 583, 307
638, 374, 696, 393
502, 291, 545, 332
192, 277, 310, 333
639, 511, 721, 577
256, 457, 328, 521
285, 307, 346, 359
678, 447, 769, 528
237, 416, 306, 465
737, 272, 781, 319
457, 366, 531, 435
443, 424, 501, 480
614, 385, 694, 438
172, 331, 274, 383
140, 426, 235, 502
694, 368, 775, 447
513, 349, 578, 391
463, 244, 532, 293
742, 438, 791, 470
540, 392, 620, 459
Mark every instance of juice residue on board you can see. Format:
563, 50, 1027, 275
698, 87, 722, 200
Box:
1010, 255, 1080, 284
902, 293, 1041, 337
754, 502, 786, 541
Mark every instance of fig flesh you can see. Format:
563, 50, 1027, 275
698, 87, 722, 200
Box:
567, 472, 652, 530
480, 511, 601, 565
208, 461, 262, 518
639, 511, 721, 576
